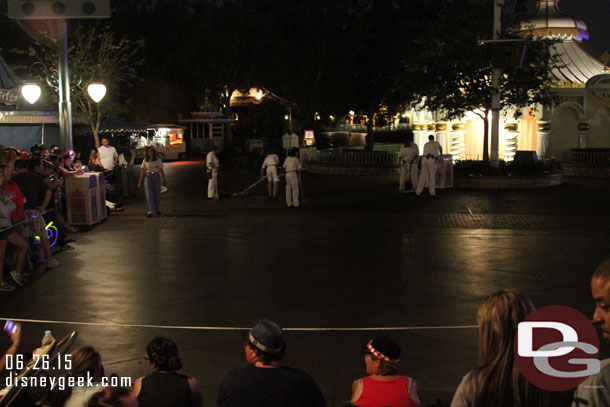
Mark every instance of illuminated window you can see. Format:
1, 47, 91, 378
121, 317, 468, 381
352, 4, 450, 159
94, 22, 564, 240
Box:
169, 132, 183, 145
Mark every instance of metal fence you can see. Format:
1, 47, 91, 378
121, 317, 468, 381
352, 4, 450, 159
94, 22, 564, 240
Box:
564, 150, 610, 165
313, 149, 399, 166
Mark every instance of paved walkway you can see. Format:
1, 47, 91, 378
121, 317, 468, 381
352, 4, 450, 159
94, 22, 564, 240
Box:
1, 160, 609, 405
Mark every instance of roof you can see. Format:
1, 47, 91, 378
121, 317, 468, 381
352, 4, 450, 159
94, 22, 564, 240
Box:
550, 40, 607, 87
528, 1, 588, 41
0, 110, 57, 124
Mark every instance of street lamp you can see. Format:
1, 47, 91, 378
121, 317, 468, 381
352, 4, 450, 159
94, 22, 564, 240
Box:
87, 82, 106, 103
21, 79, 107, 104
20, 83, 41, 104
8, 0, 111, 152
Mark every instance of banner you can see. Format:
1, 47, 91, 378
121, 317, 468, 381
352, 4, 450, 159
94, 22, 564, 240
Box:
0, 88, 19, 105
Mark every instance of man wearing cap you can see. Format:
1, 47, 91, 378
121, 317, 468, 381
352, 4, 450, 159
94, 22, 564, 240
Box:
217, 319, 326, 407
572, 259, 610, 407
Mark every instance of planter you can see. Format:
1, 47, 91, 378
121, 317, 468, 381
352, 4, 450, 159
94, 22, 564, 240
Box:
304, 161, 398, 176
455, 172, 563, 189
560, 163, 610, 178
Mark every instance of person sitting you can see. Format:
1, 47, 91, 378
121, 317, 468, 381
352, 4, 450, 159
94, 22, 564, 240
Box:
0, 164, 28, 288
217, 318, 326, 407
132, 337, 202, 407
451, 289, 573, 407
351, 336, 420, 407
86, 387, 138, 407
13, 158, 60, 269
45, 346, 105, 407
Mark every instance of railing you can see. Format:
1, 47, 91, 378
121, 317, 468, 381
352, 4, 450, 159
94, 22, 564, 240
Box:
564, 150, 610, 165
313, 148, 399, 166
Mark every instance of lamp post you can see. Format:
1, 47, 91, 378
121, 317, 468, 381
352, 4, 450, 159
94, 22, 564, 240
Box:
490, 0, 504, 167
20, 76, 107, 119
8, 0, 110, 151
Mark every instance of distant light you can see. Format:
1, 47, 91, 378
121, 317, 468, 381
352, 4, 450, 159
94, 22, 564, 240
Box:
316, 115, 320, 120
21, 83, 41, 104
284, 115, 289, 120
329, 115, 335, 121
349, 110, 355, 116
87, 83, 106, 103
255, 90, 262, 100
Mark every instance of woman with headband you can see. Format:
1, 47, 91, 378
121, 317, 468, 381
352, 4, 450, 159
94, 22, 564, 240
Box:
351, 335, 420, 406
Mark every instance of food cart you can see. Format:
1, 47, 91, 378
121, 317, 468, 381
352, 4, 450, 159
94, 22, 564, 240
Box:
134, 124, 186, 161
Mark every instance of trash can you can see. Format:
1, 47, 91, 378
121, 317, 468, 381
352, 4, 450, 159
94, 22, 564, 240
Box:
435, 154, 454, 189
65, 172, 107, 225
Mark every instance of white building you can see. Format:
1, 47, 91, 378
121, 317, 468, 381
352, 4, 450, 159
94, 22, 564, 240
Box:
411, 0, 609, 162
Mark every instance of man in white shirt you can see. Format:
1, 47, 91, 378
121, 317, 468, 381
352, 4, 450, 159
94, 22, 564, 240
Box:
398, 138, 419, 193
261, 151, 280, 200
416, 135, 442, 198
98, 137, 119, 171
282, 148, 302, 208
206, 145, 220, 199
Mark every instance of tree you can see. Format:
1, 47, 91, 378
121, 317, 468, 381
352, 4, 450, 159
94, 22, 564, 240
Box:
19, 23, 144, 147
412, 1, 557, 162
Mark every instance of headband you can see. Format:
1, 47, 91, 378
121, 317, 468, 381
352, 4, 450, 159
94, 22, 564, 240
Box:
367, 341, 400, 363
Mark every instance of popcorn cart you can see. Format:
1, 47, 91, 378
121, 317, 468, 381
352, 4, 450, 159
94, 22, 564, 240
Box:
134, 124, 186, 161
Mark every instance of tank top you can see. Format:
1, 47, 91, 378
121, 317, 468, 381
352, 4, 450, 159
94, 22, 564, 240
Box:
354, 376, 417, 407
138, 371, 192, 407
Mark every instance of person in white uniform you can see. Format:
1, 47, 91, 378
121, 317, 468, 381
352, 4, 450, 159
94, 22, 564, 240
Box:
206, 145, 220, 199
261, 150, 280, 200
416, 135, 442, 198
282, 148, 302, 208
398, 137, 419, 193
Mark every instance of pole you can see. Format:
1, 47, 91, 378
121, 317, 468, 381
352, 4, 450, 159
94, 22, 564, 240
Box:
490, 0, 503, 167
288, 106, 293, 134
57, 19, 73, 152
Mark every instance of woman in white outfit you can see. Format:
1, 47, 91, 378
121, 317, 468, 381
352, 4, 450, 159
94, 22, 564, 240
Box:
282, 148, 302, 208
206, 145, 219, 199
261, 151, 280, 200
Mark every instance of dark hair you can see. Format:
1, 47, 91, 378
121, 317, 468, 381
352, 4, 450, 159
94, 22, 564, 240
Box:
146, 337, 182, 371
593, 259, 610, 281
14, 159, 28, 170
28, 157, 43, 173
86, 387, 132, 407
144, 146, 158, 162
211, 145, 218, 151
47, 346, 104, 407
369, 354, 399, 375
288, 148, 298, 157
428, 135, 435, 141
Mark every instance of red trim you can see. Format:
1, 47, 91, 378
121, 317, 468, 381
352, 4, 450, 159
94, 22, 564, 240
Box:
367, 341, 400, 363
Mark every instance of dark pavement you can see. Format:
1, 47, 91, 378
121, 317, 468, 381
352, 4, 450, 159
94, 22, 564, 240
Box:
2, 159, 610, 406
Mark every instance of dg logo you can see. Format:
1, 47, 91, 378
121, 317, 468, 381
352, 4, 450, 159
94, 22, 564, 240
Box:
514, 305, 600, 391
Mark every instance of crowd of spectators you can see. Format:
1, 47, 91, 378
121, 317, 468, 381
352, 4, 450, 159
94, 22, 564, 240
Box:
0, 143, 81, 291
4, 260, 610, 407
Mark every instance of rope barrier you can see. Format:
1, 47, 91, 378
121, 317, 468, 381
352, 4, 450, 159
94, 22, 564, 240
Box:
0, 318, 478, 331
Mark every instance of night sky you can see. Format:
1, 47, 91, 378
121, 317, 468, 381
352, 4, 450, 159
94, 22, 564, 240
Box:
547, 0, 610, 57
